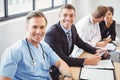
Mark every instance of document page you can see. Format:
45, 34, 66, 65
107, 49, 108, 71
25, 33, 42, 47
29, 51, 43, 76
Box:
80, 68, 114, 80
105, 43, 116, 50
84, 60, 114, 69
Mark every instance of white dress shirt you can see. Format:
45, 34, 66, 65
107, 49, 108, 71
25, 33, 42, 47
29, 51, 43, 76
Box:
76, 15, 101, 47
71, 15, 101, 58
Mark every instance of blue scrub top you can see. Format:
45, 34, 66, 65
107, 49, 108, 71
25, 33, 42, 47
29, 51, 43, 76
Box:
0, 38, 60, 80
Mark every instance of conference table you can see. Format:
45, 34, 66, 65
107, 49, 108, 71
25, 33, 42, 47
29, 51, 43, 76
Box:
59, 42, 120, 80
69, 41, 120, 80
70, 52, 120, 80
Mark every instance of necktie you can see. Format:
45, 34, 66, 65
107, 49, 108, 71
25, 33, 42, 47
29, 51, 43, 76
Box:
66, 31, 71, 52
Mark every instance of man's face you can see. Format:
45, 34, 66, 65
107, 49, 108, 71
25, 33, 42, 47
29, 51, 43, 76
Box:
26, 17, 46, 43
59, 9, 76, 29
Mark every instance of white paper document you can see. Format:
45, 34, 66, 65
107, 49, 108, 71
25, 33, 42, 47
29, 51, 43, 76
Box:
80, 68, 114, 80
105, 43, 116, 50
84, 60, 114, 69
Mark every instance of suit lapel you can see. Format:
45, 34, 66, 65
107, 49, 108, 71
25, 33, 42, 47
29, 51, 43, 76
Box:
56, 23, 70, 53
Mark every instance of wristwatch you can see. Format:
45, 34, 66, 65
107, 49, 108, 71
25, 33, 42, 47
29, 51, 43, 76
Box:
63, 73, 73, 78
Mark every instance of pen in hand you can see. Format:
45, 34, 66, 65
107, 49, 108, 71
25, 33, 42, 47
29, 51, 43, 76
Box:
98, 52, 104, 57
96, 49, 105, 57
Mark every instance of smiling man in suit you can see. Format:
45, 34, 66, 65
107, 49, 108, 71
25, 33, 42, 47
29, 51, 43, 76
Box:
44, 4, 109, 80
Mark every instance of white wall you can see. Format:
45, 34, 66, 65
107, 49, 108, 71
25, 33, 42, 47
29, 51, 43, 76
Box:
0, 9, 59, 59
71, 0, 90, 22
44, 9, 59, 30
0, 0, 4, 16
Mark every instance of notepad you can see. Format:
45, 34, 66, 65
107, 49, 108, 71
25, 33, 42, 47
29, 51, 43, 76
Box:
80, 68, 114, 80
84, 60, 114, 69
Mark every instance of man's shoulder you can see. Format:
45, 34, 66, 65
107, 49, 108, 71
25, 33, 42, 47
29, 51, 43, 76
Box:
79, 15, 90, 21
76, 15, 90, 26
40, 41, 49, 47
9, 38, 25, 50
49, 24, 58, 30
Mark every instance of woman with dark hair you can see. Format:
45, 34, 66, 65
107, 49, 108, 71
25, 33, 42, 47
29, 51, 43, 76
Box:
99, 6, 116, 42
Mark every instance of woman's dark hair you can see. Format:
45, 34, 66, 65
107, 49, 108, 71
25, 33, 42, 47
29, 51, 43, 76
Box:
108, 6, 114, 15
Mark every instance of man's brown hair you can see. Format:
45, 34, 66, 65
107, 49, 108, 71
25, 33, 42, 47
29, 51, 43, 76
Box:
26, 10, 47, 25
60, 4, 76, 13
92, 5, 108, 18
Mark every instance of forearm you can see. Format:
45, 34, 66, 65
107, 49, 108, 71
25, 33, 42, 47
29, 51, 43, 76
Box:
104, 38, 112, 43
56, 59, 71, 76
76, 36, 97, 54
58, 59, 73, 80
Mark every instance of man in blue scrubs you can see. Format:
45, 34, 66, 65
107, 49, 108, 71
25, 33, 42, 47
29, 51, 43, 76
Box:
0, 10, 72, 80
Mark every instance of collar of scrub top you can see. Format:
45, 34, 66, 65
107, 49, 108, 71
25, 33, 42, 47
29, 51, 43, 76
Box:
26, 38, 48, 66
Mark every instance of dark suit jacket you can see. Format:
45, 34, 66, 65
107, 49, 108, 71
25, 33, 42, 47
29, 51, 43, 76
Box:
99, 20, 116, 41
44, 22, 97, 67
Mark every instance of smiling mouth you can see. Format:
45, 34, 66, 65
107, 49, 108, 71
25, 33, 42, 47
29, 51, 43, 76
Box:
64, 21, 71, 25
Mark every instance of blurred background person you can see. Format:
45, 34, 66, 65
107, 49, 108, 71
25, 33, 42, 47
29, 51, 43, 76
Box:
99, 6, 116, 43
75, 5, 108, 48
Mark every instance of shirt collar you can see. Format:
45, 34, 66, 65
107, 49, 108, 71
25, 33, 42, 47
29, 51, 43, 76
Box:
60, 24, 71, 33
89, 15, 94, 24
89, 15, 99, 25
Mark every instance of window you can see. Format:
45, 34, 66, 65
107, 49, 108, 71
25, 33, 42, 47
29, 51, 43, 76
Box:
54, 0, 66, 6
0, 0, 4, 17
35, 0, 52, 10
67, 0, 72, 4
0, 0, 68, 21
8, 0, 32, 15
